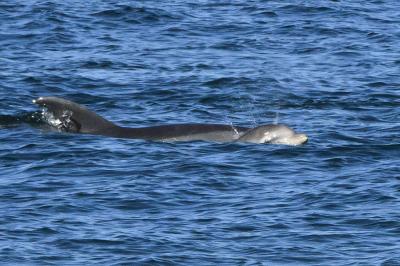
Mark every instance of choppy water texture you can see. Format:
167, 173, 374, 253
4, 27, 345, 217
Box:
1, 0, 400, 265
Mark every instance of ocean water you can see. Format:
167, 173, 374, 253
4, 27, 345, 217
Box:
1, 0, 399, 265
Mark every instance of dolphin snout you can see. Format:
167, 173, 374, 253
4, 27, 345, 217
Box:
296, 133, 308, 144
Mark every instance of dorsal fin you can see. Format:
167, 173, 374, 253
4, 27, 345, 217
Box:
33, 97, 116, 134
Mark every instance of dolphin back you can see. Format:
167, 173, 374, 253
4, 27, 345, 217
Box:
33, 96, 116, 134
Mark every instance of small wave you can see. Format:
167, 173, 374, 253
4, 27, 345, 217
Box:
91, 5, 180, 24
241, 6, 278, 18
366, 32, 392, 42
331, 51, 363, 57
278, 4, 334, 14
39, 32, 76, 45
21, 76, 43, 84
257, 11, 278, 17
209, 40, 247, 51
293, 46, 327, 55
366, 82, 387, 88
81, 60, 115, 69
203, 77, 254, 87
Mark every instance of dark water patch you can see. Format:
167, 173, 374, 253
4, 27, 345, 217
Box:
341, 217, 400, 230
21, 76, 43, 85
224, 224, 258, 233
278, 4, 335, 14
0, 2, 25, 11
112, 199, 155, 211
39, 32, 77, 45
331, 51, 363, 57
382, 258, 400, 266
81, 60, 118, 69
32, 226, 58, 235
258, 11, 278, 17
316, 27, 340, 36
203, 77, 255, 88
367, 31, 393, 42
293, 46, 327, 54
366, 82, 388, 88
209, 40, 247, 51
0, 32, 41, 41
58, 238, 126, 246
19, 180, 75, 193
91, 5, 181, 24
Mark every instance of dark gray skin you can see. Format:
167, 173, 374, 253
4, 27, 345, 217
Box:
33, 97, 308, 145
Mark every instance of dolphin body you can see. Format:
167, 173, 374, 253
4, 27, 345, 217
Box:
33, 97, 308, 145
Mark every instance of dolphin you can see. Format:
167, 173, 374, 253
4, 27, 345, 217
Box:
33, 96, 308, 145
237, 124, 308, 145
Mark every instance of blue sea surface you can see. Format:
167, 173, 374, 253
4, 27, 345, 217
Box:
1, 0, 400, 265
